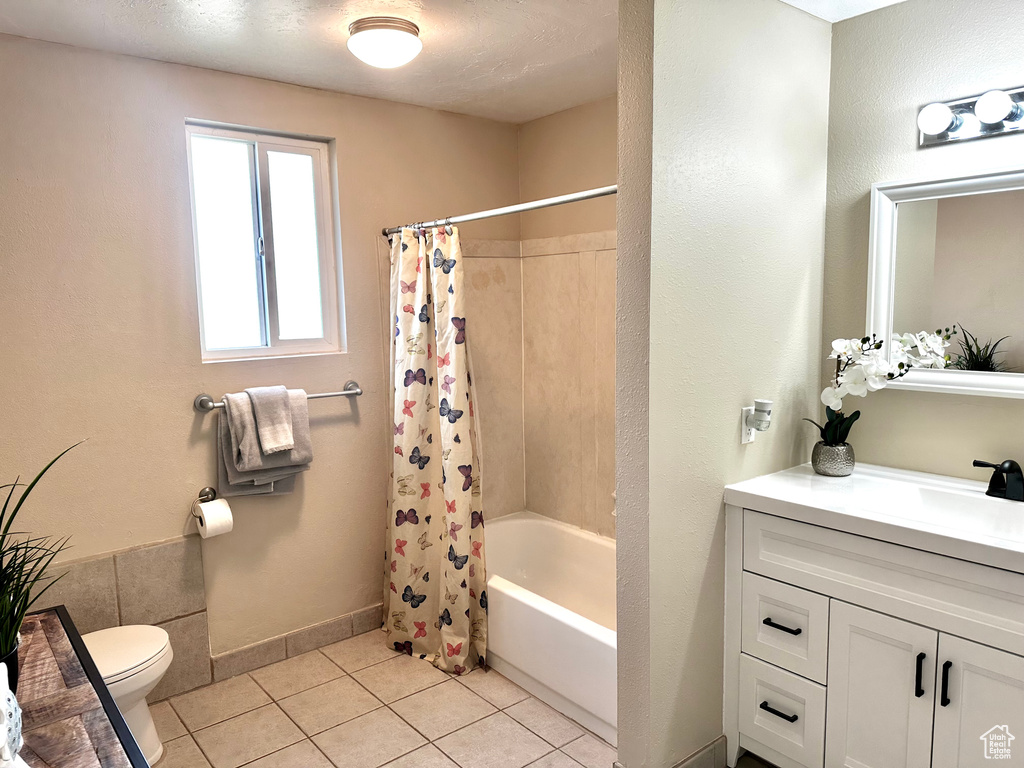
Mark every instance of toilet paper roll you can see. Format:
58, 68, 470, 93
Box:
195, 498, 233, 539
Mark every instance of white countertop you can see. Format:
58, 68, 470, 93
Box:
725, 463, 1024, 574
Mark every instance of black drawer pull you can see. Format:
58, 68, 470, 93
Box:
763, 617, 802, 636
760, 701, 799, 723
915, 652, 926, 697
941, 661, 953, 707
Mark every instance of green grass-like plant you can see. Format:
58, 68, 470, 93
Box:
804, 406, 860, 447
950, 326, 1014, 372
0, 445, 77, 657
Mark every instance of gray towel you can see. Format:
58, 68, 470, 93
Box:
217, 417, 299, 496
217, 389, 313, 497
225, 391, 312, 472
246, 385, 294, 454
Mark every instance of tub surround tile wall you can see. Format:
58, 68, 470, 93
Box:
461, 234, 617, 539
463, 247, 528, 519
521, 231, 617, 257
523, 234, 617, 539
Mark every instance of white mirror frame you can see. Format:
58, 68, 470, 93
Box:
867, 164, 1024, 399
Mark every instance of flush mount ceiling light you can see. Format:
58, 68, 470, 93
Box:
347, 17, 422, 69
917, 85, 1024, 147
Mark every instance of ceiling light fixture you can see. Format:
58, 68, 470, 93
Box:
347, 17, 422, 69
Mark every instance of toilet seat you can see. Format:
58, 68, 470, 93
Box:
83, 625, 171, 685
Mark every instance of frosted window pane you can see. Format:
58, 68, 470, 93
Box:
267, 151, 324, 340
191, 135, 264, 350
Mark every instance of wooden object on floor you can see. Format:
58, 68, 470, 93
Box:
16, 608, 146, 768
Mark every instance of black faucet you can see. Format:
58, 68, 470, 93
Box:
973, 459, 1024, 501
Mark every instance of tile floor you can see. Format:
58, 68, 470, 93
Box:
151, 630, 618, 768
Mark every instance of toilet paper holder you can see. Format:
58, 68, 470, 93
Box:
190, 487, 218, 519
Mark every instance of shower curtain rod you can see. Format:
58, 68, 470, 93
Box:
381, 184, 617, 237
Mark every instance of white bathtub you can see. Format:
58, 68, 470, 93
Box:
486, 512, 617, 745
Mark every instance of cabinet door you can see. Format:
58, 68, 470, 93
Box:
825, 601, 937, 768
932, 634, 1024, 767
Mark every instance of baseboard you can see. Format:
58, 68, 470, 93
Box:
613, 735, 727, 768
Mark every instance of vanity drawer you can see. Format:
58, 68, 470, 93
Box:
742, 509, 1024, 656
741, 572, 828, 683
738, 653, 825, 768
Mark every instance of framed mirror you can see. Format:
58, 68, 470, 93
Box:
868, 165, 1024, 398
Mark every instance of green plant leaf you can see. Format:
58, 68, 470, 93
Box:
0, 445, 78, 656
836, 410, 861, 443
824, 416, 842, 445
803, 418, 827, 441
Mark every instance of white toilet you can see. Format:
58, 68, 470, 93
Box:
83, 625, 174, 765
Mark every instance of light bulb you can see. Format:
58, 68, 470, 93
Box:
975, 90, 1023, 125
347, 17, 422, 69
918, 103, 959, 136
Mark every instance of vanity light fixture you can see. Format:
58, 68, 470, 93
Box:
917, 103, 960, 136
975, 90, 1024, 125
347, 17, 422, 69
918, 85, 1024, 147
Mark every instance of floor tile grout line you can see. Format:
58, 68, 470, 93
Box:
170, 672, 269, 734
190, 701, 301, 767
385, 695, 494, 745
162, 656, 609, 767
186, 730, 217, 768
232, 734, 312, 768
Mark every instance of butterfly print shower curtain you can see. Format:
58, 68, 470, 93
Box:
384, 226, 487, 674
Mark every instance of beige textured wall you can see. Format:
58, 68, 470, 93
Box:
0, 34, 520, 655
614, 0, 654, 762
825, 0, 1024, 479
518, 96, 618, 240
645, 1, 831, 764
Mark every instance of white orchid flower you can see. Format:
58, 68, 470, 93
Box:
820, 386, 844, 410
840, 365, 869, 397
830, 339, 852, 358
860, 356, 891, 390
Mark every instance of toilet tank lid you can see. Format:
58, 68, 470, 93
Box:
83, 625, 170, 680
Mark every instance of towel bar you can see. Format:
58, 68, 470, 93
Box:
193, 381, 363, 413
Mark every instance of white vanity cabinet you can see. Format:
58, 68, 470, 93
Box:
723, 464, 1024, 768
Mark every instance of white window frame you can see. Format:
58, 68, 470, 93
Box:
185, 122, 342, 362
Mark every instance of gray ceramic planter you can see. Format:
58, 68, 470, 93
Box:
811, 441, 855, 477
